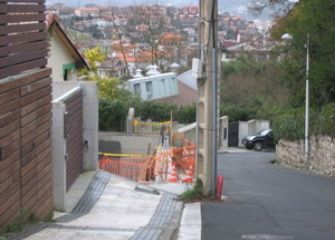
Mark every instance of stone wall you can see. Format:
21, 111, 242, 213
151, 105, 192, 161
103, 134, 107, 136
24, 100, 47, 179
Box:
276, 136, 335, 176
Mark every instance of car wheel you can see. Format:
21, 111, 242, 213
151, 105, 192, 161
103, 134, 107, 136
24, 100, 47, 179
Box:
254, 142, 263, 151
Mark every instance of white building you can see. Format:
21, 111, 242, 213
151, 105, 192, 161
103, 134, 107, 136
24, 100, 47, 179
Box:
46, 13, 89, 81
126, 66, 178, 101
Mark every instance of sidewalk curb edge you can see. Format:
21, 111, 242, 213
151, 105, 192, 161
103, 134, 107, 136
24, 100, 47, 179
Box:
159, 201, 184, 240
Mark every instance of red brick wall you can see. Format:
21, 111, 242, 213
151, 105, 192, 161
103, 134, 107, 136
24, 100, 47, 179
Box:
0, 69, 53, 230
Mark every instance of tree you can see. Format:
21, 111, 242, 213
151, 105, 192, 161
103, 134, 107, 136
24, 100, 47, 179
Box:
82, 46, 106, 74
132, 5, 167, 65
248, 0, 297, 17
97, 78, 120, 100
81, 47, 123, 100
271, 0, 335, 106
244, 0, 335, 139
109, 10, 131, 78
220, 55, 288, 108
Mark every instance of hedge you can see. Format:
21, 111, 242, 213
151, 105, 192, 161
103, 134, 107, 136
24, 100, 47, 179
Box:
99, 99, 197, 131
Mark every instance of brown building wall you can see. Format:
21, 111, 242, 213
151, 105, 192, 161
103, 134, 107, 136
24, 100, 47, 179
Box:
0, 69, 53, 230
155, 81, 197, 106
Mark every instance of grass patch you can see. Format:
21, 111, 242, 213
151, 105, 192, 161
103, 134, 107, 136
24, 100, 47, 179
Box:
0, 209, 51, 239
180, 178, 206, 202
179, 178, 227, 203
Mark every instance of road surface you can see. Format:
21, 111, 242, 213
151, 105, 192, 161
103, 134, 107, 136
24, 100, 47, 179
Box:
202, 151, 335, 240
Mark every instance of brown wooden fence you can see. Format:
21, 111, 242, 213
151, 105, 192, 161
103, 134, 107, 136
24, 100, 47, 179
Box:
0, 0, 47, 79
0, 69, 53, 230
0, 0, 52, 231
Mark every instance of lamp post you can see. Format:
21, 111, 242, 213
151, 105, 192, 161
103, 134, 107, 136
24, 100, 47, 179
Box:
282, 33, 310, 163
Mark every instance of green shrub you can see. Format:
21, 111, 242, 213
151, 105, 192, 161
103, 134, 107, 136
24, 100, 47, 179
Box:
270, 104, 335, 141
271, 108, 305, 141
175, 105, 196, 124
99, 98, 199, 131
138, 101, 177, 122
220, 104, 257, 122
180, 178, 204, 202
99, 99, 128, 131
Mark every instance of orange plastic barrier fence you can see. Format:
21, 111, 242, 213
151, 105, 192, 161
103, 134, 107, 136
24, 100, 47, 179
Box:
99, 155, 153, 182
99, 138, 196, 183
173, 139, 195, 171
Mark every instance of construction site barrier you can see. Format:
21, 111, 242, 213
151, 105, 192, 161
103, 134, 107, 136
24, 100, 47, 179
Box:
99, 138, 196, 184
99, 154, 154, 182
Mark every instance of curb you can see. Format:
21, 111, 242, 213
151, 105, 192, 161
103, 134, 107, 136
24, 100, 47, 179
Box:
159, 201, 184, 240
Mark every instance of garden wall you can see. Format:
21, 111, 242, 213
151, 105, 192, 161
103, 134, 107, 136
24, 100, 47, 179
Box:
276, 136, 335, 176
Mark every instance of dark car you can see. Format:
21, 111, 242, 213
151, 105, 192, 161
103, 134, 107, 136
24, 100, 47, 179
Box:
241, 129, 275, 151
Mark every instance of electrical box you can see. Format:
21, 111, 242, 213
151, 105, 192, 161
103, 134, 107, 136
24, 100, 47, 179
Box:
192, 58, 201, 78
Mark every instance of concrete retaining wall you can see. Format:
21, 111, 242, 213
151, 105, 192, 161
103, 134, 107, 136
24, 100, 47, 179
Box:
276, 136, 335, 176
99, 132, 160, 155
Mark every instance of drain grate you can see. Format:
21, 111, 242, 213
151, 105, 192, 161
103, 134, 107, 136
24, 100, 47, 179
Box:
130, 194, 177, 240
241, 234, 294, 240
71, 171, 111, 215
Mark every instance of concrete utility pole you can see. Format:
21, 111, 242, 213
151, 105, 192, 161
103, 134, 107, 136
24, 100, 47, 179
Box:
197, 0, 219, 195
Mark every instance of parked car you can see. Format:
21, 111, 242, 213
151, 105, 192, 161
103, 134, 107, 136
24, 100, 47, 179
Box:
241, 129, 275, 151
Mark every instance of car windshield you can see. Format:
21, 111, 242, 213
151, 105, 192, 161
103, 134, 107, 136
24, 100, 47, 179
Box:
259, 129, 271, 136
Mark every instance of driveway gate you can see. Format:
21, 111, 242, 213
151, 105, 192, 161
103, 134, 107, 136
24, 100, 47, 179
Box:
63, 89, 84, 191
228, 121, 239, 147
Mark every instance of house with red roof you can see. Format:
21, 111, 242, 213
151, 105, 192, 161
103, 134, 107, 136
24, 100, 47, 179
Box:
74, 7, 100, 18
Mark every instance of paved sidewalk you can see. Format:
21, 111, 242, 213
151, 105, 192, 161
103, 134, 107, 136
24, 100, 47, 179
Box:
13, 171, 182, 240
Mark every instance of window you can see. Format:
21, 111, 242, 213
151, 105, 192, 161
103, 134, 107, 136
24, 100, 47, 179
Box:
161, 79, 167, 97
170, 78, 178, 95
62, 63, 76, 81
145, 81, 153, 100
134, 83, 141, 97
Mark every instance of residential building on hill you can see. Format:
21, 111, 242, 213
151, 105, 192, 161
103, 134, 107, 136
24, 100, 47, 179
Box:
75, 7, 100, 18
46, 13, 89, 81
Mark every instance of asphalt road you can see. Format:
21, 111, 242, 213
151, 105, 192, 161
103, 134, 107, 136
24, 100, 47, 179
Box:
202, 151, 335, 240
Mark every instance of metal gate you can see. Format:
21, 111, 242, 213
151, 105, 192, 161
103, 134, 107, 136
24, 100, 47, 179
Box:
64, 89, 84, 191
228, 121, 239, 147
